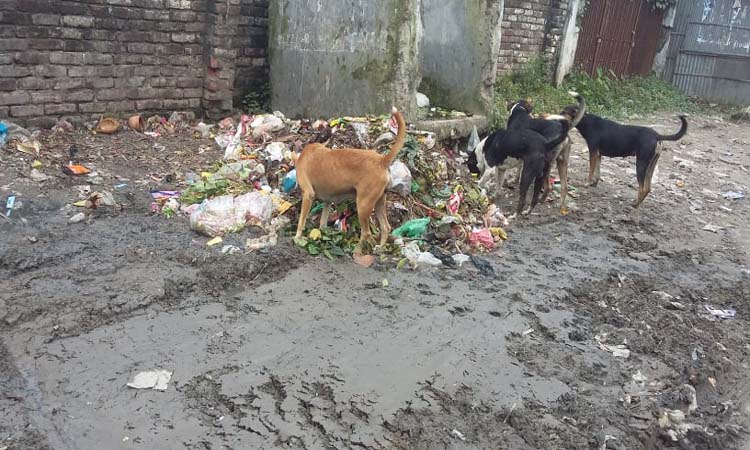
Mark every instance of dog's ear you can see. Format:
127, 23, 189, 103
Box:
506, 101, 514, 112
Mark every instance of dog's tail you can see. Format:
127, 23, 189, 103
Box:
382, 107, 406, 167
544, 119, 571, 151
568, 91, 586, 127
656, 115, 688, 141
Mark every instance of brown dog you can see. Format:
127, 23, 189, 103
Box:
293, 108, 406, 250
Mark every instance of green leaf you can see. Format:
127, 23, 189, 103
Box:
294, 237, 308, 247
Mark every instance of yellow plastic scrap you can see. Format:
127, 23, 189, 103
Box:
206, 236, 223, 246
72, 200, 87, 207
32, 160, 43, 168
490, 227, 508, 240
200, 171, 213, 180
308, 228, 322, 241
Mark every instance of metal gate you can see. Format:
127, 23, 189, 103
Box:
574, 0, 664, 77
662, 0, 750, 105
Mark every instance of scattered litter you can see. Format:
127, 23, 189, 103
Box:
595, 334, 631, 358
721, 191, 744, 200
450, 429, 466, 441
29, 169, 49, 183
265, 142, 287, 162
63, 164, 91, 176
704, 305, 736, 319
283, 169, 297, 193
392, 218, 430, 238
221, 245, 240, 254
353, 253, 376, 268
470, 255, 494, 276
16, 140, 41, 155
95, 117, 121, 134
381, 278, 389, 287
401, 241, 441, 267
388, 161, 412, 197
206, 236, 223, 246
126, 369, 173, 391
128, 115, 145, 132
52, 118, 74, 132
452, 254, 471, 267
416, 92, 430, 108
69, 212, 86, 224
5, 195, 16, 217
469, 228, 495, 250
246, 233, 278, 251
702, 223, 723, 233
446, 192, 463, 215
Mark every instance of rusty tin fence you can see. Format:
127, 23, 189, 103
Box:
663, 0, 750, 105
574, 0, 664, 77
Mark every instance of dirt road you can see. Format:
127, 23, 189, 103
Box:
1, 113, 748, 450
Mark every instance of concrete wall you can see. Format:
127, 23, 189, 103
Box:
268, 0, 421, 119
420, 0, 504, 116
0, 0, 269, 127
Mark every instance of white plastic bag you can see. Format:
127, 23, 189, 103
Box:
467, 125, 480, 154
401, 241, 442, 268
235, 192, 274, 226
265, 142, 287, 162
190, 195, 245, 237
223, 122, 246, 161
388, 161, 412, 197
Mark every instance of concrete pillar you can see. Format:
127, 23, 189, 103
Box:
554, 0, 581, 86
268, 0, 421, 119
202, 0, 241, 119
420, 0, 504, 116
653, 1, 678, 79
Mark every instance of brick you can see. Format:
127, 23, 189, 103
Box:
54, 78, 89, 90
135, 99, 163, 110
133, 0, 165, 8
66, 90, 95, 102
103, 100, 135, 111
31, 91, 62, 104
78, 102, 108, 113
170, 10, 197, 21
36, 65, 68, 78
127, 42, 155, 54
45, 103, 77, 114
181, 87, 202, 98
115, 76, 146, 88
18, 78, 53, 89
176, 77, 202, 88
63, 40, 96, 52
0, 65, 32, 77
50, 52, 114, 66
164, 99, 189, 109
0, 39, 29, 51
171, 32, 196, 43
0, 91, 30, 106
166, 0, 192, 9
24, 116, 57, 129
0, 11, 32, 24
97, 89, 132, 101
10, 104, 44, 117
12, 51, 48, 65
92, 78, 115, 88
187, 97, 201, 108
62, 15, 94, 28
0, 78, 16, 91
31, 13, 60, 25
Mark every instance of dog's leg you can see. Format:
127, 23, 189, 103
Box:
319, 203, 331, 229
540, 159, 554, 204
558, 142, 571, 213
526, 175, 546, 215
516, 165, 534, 216
634, 144, 661, 208
374, 194, 390, 247
494, 168, 507, 206
355, 193, 377, 253
295, 190, 315, 239
588, 150, 601, 187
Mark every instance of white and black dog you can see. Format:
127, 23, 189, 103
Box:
468, 91, 584, 214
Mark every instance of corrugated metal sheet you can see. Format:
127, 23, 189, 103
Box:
664, 0, 750, 104
574, 0, 663, 77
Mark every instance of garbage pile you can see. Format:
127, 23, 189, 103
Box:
2, 109, 510, 269
143, 110, 509, 267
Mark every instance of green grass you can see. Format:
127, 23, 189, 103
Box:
492, 58, 716, 127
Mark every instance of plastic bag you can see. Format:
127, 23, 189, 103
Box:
467, 125, 480, 154
401, 241, 442, 267
469, 228, 495, 250
388, 161, 412, 197
283, 169, 297, 192
235, 192, 274, 226
392, 218, 429, 238
190, 195, 245, 237
265, 142, 287, 162
223, 119, 247, 161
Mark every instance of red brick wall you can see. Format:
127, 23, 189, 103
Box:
497, 0, 571, 75
0, 0, 269, 128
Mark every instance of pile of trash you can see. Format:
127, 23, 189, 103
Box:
141, 110, 509, 268
2, 108, 509, 269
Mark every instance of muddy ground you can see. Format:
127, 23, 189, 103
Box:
1, 113, 749, 450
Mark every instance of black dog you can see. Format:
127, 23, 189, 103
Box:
562, 106, 688, 207
481, 120, 571, 216
506, 92, 585, 212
